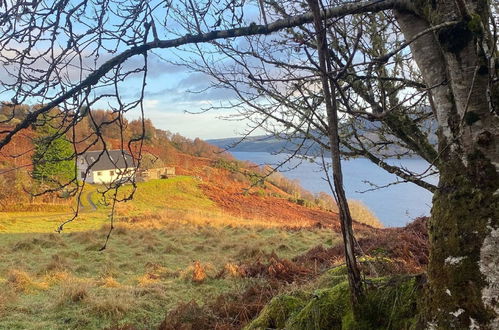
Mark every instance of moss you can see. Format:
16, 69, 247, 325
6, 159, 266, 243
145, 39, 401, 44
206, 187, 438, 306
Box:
437, 22, 473, 53
423, 152, 499, 327
244, 295, 307, 329
467, 13, 483, 35
286, 282, 351, 330
310, 265, 350, 289
344, 276, 421, 330
248, 275, 422, 329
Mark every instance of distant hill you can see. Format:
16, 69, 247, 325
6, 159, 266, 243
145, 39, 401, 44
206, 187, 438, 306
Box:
207, 135, 325, 155
207, 135, 293, 153
208, 124, 437, 157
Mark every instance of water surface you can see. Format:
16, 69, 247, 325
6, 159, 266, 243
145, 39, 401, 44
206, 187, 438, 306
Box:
232, 152, 438, 227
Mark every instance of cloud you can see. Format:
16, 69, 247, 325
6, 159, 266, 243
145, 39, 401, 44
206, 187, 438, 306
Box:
129, 103, 250, 139
142, 71, 240, 103
172, 86, 238, 102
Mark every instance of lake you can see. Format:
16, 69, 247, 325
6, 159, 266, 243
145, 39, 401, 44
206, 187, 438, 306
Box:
231, 152, 438, 227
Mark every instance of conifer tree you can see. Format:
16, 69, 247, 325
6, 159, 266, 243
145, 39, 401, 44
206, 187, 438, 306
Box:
32, 125, 75, 186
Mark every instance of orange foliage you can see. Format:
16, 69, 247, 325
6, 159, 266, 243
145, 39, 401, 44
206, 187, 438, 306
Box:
192, 261, 207, 284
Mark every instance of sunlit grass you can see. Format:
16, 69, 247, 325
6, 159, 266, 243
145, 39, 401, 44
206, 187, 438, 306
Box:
330, 199, 383, 228
0, 222, 337, 329
0, 176, 344, 328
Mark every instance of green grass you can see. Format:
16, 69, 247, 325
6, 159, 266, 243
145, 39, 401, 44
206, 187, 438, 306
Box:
0, 177, 341, 329
112, 176, 216, 213
0, 224, 336, 329
0, 177, 217, 234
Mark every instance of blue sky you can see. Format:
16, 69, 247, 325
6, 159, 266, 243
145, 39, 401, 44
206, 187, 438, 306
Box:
111, 2, 264, 140
0, 1, 265, 141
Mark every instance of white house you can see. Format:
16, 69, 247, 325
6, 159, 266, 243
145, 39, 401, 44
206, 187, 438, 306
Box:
77, 150, 136, 184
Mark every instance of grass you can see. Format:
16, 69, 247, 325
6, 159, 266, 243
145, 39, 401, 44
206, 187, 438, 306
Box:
0, 177, 218, 234
0, 223, 336, 329
330, 199, 383, 228
0, 177, 340, 329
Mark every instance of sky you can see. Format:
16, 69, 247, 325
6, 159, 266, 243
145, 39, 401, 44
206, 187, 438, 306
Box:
109, 2, 264, 140
0, 1, 265, 141
124, 57, 265, 139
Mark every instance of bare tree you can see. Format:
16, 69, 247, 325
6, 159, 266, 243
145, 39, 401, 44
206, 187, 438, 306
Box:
0, 0, 497, 328
307, 0, 363, 309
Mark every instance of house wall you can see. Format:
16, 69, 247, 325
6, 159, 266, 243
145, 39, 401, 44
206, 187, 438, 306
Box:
91, 168, 134, 184
165, 167, 175, 176
138, 167, 176, 181
76, 157, 92, 183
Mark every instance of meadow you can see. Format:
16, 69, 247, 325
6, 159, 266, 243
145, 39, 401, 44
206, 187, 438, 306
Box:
0, 177, 339, 329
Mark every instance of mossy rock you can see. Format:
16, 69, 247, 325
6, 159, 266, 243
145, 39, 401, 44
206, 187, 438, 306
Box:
343, 276, 420, 330
244, 295, 308, 329
247, 273, 422, 330
286, 282, 351, 329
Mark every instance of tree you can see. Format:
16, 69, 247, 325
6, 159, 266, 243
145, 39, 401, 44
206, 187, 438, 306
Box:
307, 0, 363, 308
32, 123, 76, 188
0, 1, 497, 327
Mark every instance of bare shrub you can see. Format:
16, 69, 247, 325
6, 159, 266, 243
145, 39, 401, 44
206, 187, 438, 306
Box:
192, 261, 207, 284
180, 261, 215, 284
216, 263, 244, 279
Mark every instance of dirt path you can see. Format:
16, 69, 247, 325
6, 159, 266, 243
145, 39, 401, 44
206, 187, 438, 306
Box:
85, 191, 97, 211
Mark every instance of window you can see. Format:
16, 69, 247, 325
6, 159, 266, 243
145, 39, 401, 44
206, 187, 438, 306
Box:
97, 171, 102, 176
81, 171, 85, 178
110, 171, 114, 176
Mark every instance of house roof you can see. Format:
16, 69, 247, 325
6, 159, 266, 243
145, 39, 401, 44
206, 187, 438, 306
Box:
80, 150, 136, 171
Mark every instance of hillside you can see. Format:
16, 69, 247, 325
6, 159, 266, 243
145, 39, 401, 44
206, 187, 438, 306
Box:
207, 120, 438, 157
0, 174, 427, 329
0, 108, 429, 330
207, 135, 294, 153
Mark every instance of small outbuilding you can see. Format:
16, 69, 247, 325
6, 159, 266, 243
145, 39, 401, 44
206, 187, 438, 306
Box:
138, 166, 175, 181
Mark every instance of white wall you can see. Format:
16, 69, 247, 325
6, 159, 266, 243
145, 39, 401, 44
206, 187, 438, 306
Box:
91, 168, 135, 184
77, 157, 135, 184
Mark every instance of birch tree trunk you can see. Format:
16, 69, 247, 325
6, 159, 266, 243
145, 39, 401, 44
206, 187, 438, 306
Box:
396, 2, 498, 328
307, 0, 364, 310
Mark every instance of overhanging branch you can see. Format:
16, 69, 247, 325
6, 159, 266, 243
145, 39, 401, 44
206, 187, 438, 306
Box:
0, 0, 413, 150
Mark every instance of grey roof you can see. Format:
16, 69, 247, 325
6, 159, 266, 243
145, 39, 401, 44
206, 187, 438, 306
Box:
81, 150, 136, 171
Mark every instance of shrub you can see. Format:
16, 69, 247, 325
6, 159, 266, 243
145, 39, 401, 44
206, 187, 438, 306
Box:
246, 274, 421, 330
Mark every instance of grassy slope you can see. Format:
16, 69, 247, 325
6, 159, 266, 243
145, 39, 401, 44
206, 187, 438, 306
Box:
0, 177, 339, 329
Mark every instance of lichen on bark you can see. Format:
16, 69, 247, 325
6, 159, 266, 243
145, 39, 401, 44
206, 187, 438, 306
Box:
423, 147, 499, 328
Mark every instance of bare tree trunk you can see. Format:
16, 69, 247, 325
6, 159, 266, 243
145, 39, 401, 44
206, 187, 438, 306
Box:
396, 4, 499, 328
307, 0, 363, 310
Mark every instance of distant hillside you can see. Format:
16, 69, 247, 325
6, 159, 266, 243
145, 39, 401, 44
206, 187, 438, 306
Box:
207, 135, 292, 153
207, 135, 323, 155
208, 125, 438, 157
